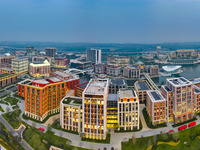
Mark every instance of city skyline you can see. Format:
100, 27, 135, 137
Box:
0, 0, 200, 43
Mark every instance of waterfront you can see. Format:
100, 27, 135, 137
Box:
80, 64, 200, 86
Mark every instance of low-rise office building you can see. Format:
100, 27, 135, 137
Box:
118, 89, 139, 130
60, 96, 82, 133
134, 80, 152, 103
94, 64, 107, 74
107, 55, 130, 67
11, 57, 28, 74
54, 58, 69, 69
29, 60, 50, 77
146, 90, 166, 125
123, 66, 140, 79
74, 82, 89, 97
109, 78, 127, 94
194, 86, 200, 113
107, 65, 121, 76
0, 68, 18, 88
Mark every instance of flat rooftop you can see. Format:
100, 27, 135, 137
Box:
55, 71, 72, 78
194, 86, 200, 94
109, 78, 127, 86
33, 79, 49, 84
147, 90, 165, 102
135, 81, 151, 91
83, 79, 108, 95
13, 57, 27, 60
162, 85, 171, 92
118, 89, 136, 98
168, 77, 191, 86
62, 96, 82, 106
108, 94, 118, 101
1, 68, 13, 72
48, 77, 62, 82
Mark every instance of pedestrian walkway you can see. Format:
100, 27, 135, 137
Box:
139, 104, 149, 131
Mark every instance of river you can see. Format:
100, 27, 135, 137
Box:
79, 64, 200, 86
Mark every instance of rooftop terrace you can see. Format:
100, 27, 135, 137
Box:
83, 79, 108, 95
118, 89, 136, 98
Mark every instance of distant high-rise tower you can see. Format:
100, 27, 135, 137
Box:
45, 48, 56, 58
86, 49, 101, 64
26, 46, 37, 56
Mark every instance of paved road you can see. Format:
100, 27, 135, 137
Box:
0, 115, 33, 150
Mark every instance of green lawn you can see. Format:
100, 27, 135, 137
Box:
13, 93, 24, 100
4, 97, 19, 106
23, 125, 87, 150
0, 100, 9, 105
0, 105, 4, 112
122, 124, 200, 150
2, 109, 22, 129
51, 119, 79, 135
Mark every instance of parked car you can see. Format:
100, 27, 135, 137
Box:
169, 130, 174, 133
178, 125, 187, 131
39, 127, 44, 132
188, 121, 196, 127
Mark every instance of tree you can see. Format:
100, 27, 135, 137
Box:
6, 107, 10, 113
172, 132, 179, 142
132, 133, 136, 147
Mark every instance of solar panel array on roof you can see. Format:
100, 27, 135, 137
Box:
151, 91, 162, 101
179, 77, 187, 82
163, 85, 171, 92
137, 81, 150, 90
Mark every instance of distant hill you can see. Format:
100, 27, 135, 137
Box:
0, 41, 200, 52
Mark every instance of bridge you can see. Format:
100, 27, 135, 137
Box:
65, 68, 87, 75
144, 73, 160, 91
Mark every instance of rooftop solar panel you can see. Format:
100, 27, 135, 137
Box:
137, 82, 150, 90
179, 77, 187, 82
151, 91, 162, 101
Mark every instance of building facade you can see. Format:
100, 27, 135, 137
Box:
60, 96, 82, 133
0, 68, 18, 88
123, 66, 140, 79
118, 89, 140, 130
82, 79, 109, 140
106, 65, 121, 76
45, 48, 56, 58
163, 77, 194, 124
134, 80, 152, 103
109, 78, 127, 94
86, 49, 101, 64
146, 90, 166, 125
54, 58, 69, 69
107, 55, 130, 67
29, 60, 50, 77
11, 57, 28, 74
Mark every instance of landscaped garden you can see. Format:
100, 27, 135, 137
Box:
2, 109, 22, 129
122, 124, 200, 150
4, 97, 19, 106
23, 125, 87, 150
0, 123, 24, 150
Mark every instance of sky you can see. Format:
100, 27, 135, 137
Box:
0, 0, 200, 43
